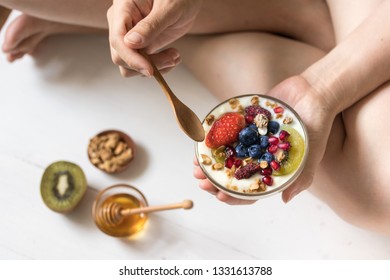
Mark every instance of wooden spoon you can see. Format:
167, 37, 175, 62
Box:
139, 49, 205, 142
0, 6, 11, 32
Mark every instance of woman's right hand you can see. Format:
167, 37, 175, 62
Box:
107, 0, 203, 77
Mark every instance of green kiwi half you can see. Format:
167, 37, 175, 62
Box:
40, 161, 87, 213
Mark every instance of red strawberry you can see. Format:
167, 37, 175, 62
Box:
205, 112, 245, 148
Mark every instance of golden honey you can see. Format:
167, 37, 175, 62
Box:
93, 184, 148, 238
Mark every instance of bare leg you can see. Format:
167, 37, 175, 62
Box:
0, 0, 111, 28
313, 82, 390, 234
174, 33, 325, 100
185, 0, 390, 235
0, 0, 335, 48
0, 0, 111, 62
309, 0, 390, 234
1, 0, 333, 64
2, 14, 105, 62
1, 0, 334, 66
191, 0, 335, 52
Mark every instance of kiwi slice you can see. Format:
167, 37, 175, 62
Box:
40, 161, 87, 213
273, 126, 305, 176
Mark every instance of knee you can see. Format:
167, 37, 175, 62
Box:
337, 82, 390, 235
314, 81, 390, 236
312, 166, 390, 235
329, 182, 390, 236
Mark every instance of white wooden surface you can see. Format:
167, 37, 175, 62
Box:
1, 23, 390, 260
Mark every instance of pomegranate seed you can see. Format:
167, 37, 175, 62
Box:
270, 160, 280, 170
225, 145, 236, 158
225, 157, 235, 169
268, 136, 279, 145
278, 142, 291, 150
245, 115, 254, 124
273, 106, 284, 114
262, 175, 273, 186
260, 166, 273, 176
234, 159, 242, 168
268, 144, 278, 154
279, 130, 290, 141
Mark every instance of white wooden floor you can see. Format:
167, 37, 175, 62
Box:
1, 19, 390, 260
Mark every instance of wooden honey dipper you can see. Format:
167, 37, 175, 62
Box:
101, 199, 194, 226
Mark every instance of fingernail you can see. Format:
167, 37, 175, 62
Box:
160, 60, 176, 69
140, 68, 152, 77
125, 32, 143, 45
172, 52, 181, 60
2, 45, 11, 53
174, 56, 182, 65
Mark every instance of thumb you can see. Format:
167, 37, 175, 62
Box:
124, 9, 173, 49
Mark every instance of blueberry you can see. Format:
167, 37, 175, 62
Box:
260, 152, 274, 163
259, 136, 269, 149
238, 126, 259, 146
248, 124, 257, 131
235, 143, 249, 158
248, 144, 262, 159
268, 121, 280, 135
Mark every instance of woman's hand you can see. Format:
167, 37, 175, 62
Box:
194, 75, 337, 204
267, 75, 336, 202
107, 0, 203, 77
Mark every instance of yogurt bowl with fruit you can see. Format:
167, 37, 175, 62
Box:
195, 94, 308, 200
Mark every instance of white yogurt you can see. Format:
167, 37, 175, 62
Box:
195, 94, 308, 199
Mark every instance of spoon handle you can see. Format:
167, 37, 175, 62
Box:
138, 49, 205, 142
138, 49, 180, 104
0, 6, 11, 32
121, 200, 193, 216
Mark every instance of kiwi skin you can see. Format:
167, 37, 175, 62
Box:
40, 161, 87, 213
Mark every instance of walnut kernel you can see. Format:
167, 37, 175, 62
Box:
205, 114, 215, 126
212, 163, 224, 170
228, 98, 240, 109
283, 116, 293, 124
200, 154, 212, 165
251, 96, 259, 105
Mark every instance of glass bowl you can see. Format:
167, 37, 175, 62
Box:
195, 94, 308, 200
92, 184, 148, 237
